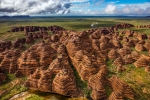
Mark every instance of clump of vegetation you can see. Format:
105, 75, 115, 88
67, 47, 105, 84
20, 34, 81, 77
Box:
106, 59, 116, 78
120, 65, 150, 99
7, 73, 16, 81
0, 73, 16, 90
25, 94, 44, 100
0, 73, 28, 100
106, 58, 150, 99
0, 84, 28, 100
70, 64, 91, 98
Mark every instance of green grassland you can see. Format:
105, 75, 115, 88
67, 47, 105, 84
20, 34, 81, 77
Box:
0, 17, 150, 100
0, 18, 150, 30
0, 17, 150, 41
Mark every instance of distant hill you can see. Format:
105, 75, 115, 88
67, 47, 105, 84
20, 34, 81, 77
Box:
0, 15, 30, 18
1, 15, 10, 18
11, 15, 30, 18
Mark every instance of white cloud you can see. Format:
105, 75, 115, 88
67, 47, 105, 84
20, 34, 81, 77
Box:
118, 2, 150, 10
71, 9, 104, 15
104, 2, 150, 15
104, 4, 116, 14
122, 6, 131, 13
0, 0, 150, 15
118, 3, 150, 15
0, 0, 71, 15
70, 0, 89, 3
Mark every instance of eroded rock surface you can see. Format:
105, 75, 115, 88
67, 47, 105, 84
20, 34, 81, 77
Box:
108, 75, 134, 100
16, 42, 56, 77
4, 25, 150, 99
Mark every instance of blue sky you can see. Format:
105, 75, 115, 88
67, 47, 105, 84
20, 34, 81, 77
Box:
70, 0, 150, 15
0, 0, 150, 16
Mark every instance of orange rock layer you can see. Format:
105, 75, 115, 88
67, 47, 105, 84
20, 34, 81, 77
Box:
2, 25, 148, 99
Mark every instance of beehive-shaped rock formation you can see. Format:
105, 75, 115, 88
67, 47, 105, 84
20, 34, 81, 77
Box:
134, 55, 150, 68
131, 51, 140, 60
1, 25, 139, 99
66, 33, 107, 81
88, 65, 108, 100
124, 30, 133, 37
25, 44, 79, 97
144, 41, 150, 51
16, 42, 56, 77
123, 54, 134, 64
113, 23, 134, 29
125, 39, 135, 47
100, 42, 110, 53
137, 34, 148, 40
89, 31, 100, 39
24, 68, 43, 89
99, 35, 109, 44
0, 49, 21, 73
135, 41, 146, 52
76, 54, 99, 80
108, 75, 134, 99
122, 37, 129, 43
15, 51, 40, 77
118, 47, 131, 57
108, 49, 120, 59
112, 39, 122, 48
113, 57, 124, 67
52, 69, 79, 97
92, 39, 100, 51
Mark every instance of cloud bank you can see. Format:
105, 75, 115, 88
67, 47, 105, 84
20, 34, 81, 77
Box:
0, 0, 71, 15
0, 0, 150, 15
104, 3, 150, 15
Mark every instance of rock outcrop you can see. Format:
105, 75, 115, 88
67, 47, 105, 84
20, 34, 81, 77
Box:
0, 41, 12, 52
134, 55, 150, 68
0, 49, 21, 73
24, 44, 79, 97
144, 41, 150, 51
52, 69, 79, 97
108, 75, 134, 100
113, 23, 134, 29
137, 25, 150, 28
15, 43, 56, 77
137, 34, 148, 40
113, 57, 124, 67
88, 65, 108, 100
1, 25, 140, 99
118, 47, 131, 57
131, 51, 140, 60
135, 41, 146, 52
108, 49, 119, 59
123, 54, 134, 64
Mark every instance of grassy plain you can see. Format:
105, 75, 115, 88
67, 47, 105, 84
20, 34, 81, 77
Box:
0, 17, 150, 41
0, 17, 150, 100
